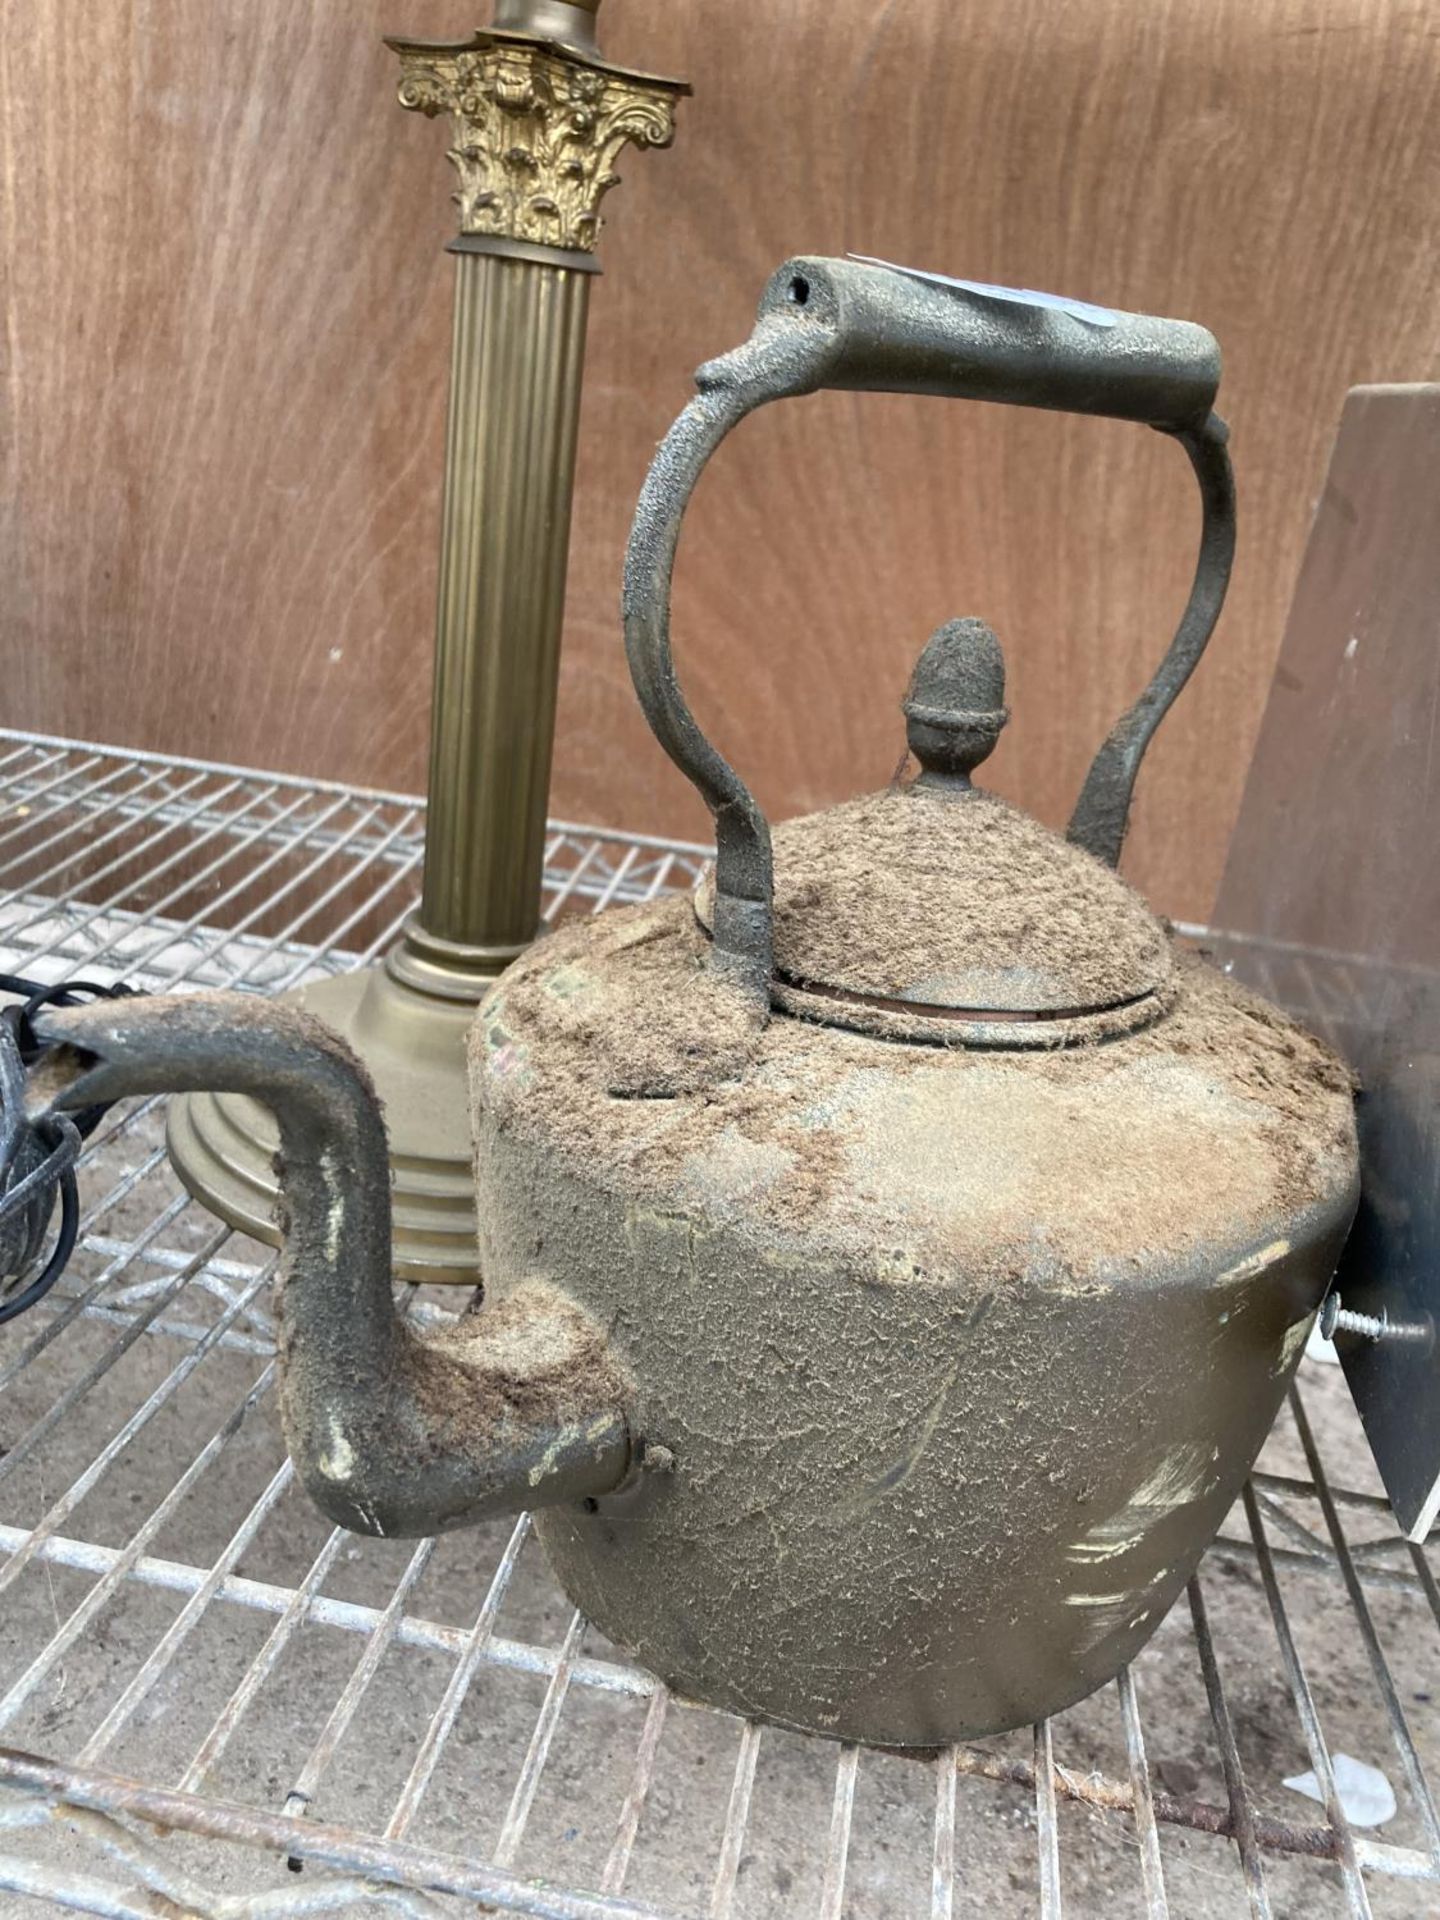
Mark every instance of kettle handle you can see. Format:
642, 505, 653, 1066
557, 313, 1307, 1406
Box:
623, 254, 1236, 998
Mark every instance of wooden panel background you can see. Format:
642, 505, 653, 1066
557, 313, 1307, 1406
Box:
3, 0, 1440, 922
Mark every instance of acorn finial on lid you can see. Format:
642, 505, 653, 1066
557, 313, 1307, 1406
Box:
903, 618, 1009, 787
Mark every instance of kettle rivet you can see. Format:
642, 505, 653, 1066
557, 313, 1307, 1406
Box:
903, 617, 1009, 787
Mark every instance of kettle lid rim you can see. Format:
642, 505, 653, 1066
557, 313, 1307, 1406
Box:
692, 781, 1174, 1048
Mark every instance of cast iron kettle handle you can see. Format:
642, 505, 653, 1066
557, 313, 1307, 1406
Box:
622, 254, 1236, 998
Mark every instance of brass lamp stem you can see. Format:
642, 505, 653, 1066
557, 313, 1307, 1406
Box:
385, 11, 688, 998
389, 253, 590, 992
166, 3, 687, 1280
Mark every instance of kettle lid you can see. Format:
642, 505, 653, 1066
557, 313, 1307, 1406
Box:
693, 619, 1175, 1048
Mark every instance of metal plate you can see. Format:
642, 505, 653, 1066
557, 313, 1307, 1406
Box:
1211, 383, 1440, 1541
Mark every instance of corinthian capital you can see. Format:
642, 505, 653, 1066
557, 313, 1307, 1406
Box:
387, 24, 687, 256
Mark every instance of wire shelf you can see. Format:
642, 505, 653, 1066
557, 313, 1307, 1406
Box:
0, 729, 1435, 1918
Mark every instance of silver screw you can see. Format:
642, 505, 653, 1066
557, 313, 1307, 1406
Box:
1319, 1294, 1432, 1347
1320, 1297, 1386, 1341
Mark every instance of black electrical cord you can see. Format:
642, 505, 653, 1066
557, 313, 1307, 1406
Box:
0, 974, 140, 1327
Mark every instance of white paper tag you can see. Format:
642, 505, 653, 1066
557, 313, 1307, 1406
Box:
847, 254, 1119, 330
1284, 1753, 1397, 1828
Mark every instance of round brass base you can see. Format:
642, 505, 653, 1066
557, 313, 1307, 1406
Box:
166, 964, 485, 1284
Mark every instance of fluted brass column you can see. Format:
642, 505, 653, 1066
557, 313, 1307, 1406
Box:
389, 253, 592, 992
166, 1, 687, 1280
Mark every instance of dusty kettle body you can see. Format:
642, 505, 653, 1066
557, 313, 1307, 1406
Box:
474, 904, 1355, 1744
469, 257, 1359, 1743
31, 258, 1359, 1750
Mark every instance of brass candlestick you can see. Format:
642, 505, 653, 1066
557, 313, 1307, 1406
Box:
167, 0, 687, 1280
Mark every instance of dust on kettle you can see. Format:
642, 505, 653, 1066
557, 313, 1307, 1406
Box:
24, 256, 1359, 1750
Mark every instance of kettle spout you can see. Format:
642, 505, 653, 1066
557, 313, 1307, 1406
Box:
30, 992, 633, 1538
284, 1275, 632, 1539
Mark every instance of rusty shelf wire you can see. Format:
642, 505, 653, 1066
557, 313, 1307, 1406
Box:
0, 728, 1436, 1918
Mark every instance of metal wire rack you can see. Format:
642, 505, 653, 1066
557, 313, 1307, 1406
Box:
0, 728, 1436, 1919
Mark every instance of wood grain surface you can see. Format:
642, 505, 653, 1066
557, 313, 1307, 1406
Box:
4, 0, 1440, 921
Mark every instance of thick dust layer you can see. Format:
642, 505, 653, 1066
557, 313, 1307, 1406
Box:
696, 783, 1172, 1011
473, 896, 1357, 1286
